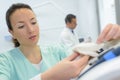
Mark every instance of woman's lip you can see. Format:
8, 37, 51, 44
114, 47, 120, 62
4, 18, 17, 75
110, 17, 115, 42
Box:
29, 35, 36, 39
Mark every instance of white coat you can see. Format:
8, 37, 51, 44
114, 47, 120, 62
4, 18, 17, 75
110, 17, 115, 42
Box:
60, 27, 79, 47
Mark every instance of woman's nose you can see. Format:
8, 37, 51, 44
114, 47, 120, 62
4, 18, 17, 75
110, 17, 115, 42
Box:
27, 24, 34, 33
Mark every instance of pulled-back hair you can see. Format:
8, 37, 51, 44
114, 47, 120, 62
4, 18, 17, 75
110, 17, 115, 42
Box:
6, 3, 33, 47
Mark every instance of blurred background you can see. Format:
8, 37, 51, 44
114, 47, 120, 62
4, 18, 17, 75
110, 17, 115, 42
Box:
0, 0, 120, 53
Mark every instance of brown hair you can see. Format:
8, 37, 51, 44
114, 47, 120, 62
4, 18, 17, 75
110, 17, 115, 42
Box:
6, 3, 33, 47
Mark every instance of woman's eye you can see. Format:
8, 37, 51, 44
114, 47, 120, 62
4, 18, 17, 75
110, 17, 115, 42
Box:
18, 25, 24, 29
32, 22, 37, 25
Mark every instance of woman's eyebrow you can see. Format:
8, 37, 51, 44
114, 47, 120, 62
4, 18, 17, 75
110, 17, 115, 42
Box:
30, 17, 36, 21
18, 21, 24, 23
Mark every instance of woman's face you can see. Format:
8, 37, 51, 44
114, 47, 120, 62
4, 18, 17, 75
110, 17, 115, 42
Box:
9, 8, 39, 46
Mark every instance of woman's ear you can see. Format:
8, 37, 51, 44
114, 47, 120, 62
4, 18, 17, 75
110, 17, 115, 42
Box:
9, 29, 15, 39
9, 29, 13, 35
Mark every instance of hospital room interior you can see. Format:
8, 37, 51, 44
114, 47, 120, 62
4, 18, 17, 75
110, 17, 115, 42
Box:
0, 0, 120, 80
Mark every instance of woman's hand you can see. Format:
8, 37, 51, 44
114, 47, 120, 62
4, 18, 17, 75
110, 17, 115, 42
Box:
97, 24, 120, 44
41, 53, 89, 80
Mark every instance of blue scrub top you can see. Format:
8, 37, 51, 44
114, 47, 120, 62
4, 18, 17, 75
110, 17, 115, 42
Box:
0, 44, 67, 80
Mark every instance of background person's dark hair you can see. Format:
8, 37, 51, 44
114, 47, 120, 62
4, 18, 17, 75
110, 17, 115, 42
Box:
65, 14, 76, 24
6, 3, 33, 47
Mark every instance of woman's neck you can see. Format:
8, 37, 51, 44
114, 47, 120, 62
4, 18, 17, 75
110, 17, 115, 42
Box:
19, 45, 42, 64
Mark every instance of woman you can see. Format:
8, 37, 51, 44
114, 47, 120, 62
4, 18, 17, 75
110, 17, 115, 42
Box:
0, 3, 120, 80
0, 3, 89, 80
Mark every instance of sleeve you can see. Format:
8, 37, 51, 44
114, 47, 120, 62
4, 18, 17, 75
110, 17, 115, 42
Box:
53, 43, 73, 59
45, 43, 68, 60
57, 44, 68, 59
30, 73, 41, 80
0, 54, 11, 80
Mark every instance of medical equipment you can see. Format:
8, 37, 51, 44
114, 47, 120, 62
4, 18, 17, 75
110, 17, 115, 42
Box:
72, 39, 120, 79
77, 45, 120, 79
79, 56, 120, 80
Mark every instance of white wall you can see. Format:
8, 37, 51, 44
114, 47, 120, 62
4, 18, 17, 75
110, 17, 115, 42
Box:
77, 0, 99, 41
98, 0, 116, 31
0, 0, 99, 53
32, 0, 79, 44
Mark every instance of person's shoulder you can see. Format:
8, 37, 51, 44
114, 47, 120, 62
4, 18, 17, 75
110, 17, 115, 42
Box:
61, 28, 71, 38
0, 48, 18, 73
40, 43, 64, 50
40, 43, 68, 53
63, 27, 71, 33
0, 48, 18, 59
40, 43, 67, 59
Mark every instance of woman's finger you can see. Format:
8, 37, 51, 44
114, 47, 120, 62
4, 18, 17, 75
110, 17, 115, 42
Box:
97, 24, 113, 43
104, 24, 118, 41
65, 53, 80, 61
75, 56, 89, 67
